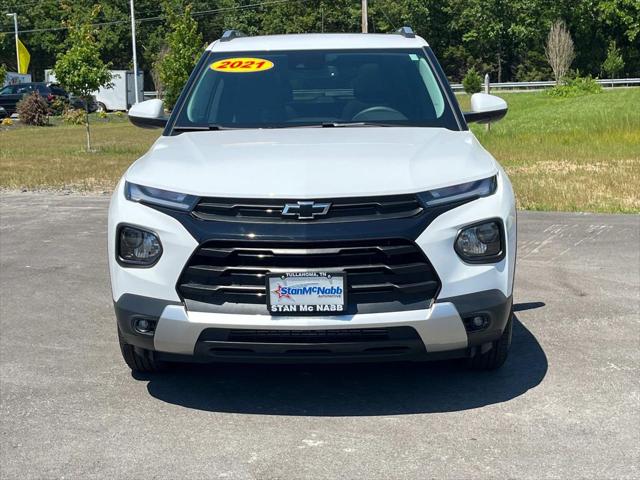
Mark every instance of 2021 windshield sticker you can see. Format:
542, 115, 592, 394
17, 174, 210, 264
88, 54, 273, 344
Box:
210, 58, 274, 73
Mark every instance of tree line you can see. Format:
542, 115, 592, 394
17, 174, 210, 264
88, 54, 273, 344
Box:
1, 0, 638, 87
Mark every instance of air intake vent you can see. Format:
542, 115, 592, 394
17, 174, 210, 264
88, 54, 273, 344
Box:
225, 328, 392, 343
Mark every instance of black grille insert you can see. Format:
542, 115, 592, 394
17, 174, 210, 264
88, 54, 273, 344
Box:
192, 194, 423, 223
193, 326, 425, 360
226, 328, 392, 343
177, 239, 440, 314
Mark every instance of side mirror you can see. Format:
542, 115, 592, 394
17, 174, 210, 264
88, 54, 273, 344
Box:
463, 93, 508, 124
128, 99, 168, 129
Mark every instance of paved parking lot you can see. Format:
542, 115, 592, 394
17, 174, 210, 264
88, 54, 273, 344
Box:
1, 193, 638, 479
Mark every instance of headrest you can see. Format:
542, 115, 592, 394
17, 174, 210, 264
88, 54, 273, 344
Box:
353, 64, 390, 102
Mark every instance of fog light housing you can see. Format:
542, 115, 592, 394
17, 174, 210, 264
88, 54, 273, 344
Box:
455, 220, 504, 263
463, 314, 490, 332
117, 225, 162, 267
133, 317, 157, 335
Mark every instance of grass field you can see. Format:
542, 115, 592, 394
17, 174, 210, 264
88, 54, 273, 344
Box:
0, 116, 159, 192
1, 88, 639, 212
463, 89, 640, 213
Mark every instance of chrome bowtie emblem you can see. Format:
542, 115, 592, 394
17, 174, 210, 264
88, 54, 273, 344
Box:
281, 201, 331, 220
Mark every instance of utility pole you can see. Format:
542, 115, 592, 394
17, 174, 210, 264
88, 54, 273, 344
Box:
6, 13, 19, 72
361, 0, 368, 33
129, 0, 140, 104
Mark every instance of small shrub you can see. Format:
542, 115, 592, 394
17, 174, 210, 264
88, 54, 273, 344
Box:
572, 76, 603, 94
547, 75, 603, 98
97, 110, 108, 119
602, 41, 624, 78
49, 97, 69, 116
16, 92, 50, 126
115, 111, 124, 117
62, 107, 86, 125
1, 117, 13, 127
462, 67, 483, 94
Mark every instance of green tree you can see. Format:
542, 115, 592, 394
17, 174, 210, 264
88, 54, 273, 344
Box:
462, 67, 483, 94
156, 3, 204, 110
53, 5, 112, 151
602, 41, 624, 78
2, 0, 640, 85
0, 64, 6, 86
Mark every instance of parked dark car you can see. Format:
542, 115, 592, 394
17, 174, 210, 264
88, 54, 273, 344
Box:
0, 82, 99, 115
0, 82, 69, 115
70, 94, 99, 113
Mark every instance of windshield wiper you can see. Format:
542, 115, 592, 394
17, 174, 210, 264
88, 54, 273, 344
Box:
261, 122, 400, 129
320, 122, 397, 128
173, 122, 402, 131
258, 122, 398, 129
173, 124, 236, 131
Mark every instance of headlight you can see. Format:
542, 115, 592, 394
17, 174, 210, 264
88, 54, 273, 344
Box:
455, 220, 504, 263
417, 176, 497, 207
125, 182, 198, 211
117, 225, 162, 267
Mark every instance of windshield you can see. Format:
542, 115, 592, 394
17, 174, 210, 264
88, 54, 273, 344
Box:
0, 85, 24, 95
173, 49, 459, 130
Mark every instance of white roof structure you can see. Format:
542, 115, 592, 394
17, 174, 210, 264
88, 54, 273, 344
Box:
207, 31, 429, 52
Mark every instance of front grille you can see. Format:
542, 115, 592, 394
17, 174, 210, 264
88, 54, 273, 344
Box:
191, 194, 423, 223
177, 239, 440, 314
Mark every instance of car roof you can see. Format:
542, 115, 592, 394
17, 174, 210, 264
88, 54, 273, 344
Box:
207, 32, 429, 52
9, 82, 46, 86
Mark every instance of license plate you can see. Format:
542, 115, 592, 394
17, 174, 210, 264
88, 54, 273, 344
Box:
267, 272, 346, 315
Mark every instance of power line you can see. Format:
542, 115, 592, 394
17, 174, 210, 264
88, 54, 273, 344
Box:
0, 0, 298, 35
377, 4, 398, 31
3, 0, 164, 18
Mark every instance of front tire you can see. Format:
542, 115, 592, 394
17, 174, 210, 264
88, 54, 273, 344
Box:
467, 312, 512, 370
97, 102, 107, 113
118, 328, 165, 373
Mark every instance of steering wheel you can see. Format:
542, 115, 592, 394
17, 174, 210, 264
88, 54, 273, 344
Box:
352, 106, 408, 122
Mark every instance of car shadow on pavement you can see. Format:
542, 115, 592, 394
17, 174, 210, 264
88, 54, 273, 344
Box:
141, 314, 547, 416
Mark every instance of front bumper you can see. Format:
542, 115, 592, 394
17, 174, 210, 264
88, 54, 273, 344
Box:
116, 289, 512, 362
109, 168, 517, 362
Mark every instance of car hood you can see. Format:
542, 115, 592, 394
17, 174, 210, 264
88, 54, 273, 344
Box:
126, 127, 497, 198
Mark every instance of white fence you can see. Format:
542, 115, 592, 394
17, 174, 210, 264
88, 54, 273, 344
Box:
451, 78, 640, 93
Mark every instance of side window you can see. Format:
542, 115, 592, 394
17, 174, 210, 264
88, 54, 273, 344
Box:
35, 85, 49, 95
416, 58, 445, 117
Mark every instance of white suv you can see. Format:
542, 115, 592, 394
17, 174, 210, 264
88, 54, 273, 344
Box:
109, 27, 516, 373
